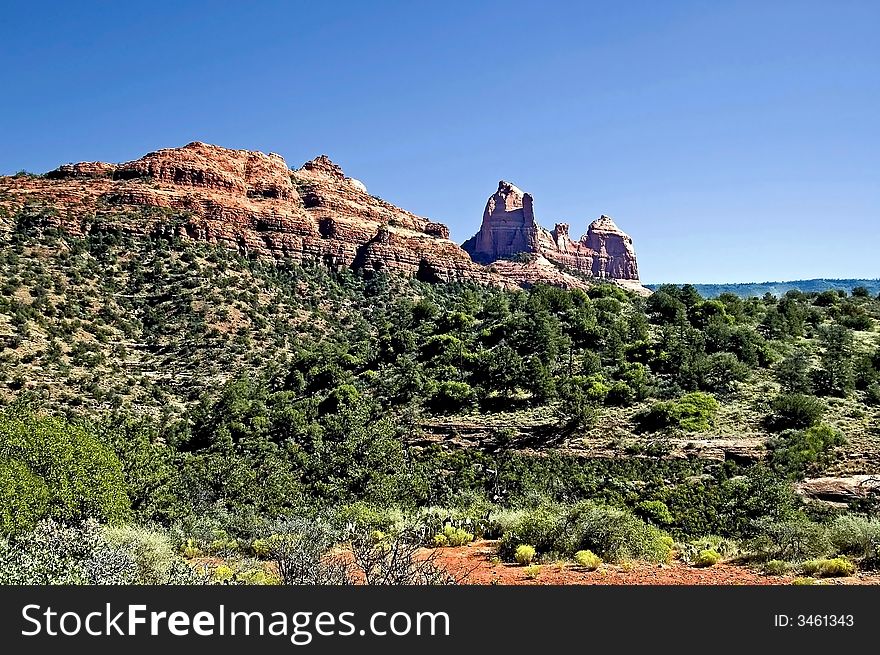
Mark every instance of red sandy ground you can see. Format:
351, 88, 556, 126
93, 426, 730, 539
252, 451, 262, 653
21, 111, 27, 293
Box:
431, 540, 880, 585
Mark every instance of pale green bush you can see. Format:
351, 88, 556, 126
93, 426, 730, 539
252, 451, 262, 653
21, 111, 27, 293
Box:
803, 557, 855, 578
694, 549, 721, 567
523, 564, 541, 579
515, 544, 536, 565
105, 525, 177, 585
574, 549, 601, 570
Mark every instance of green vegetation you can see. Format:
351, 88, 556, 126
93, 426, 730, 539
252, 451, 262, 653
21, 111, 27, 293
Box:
0, 413, 129, 533
802, 557, 855, 578
523, 564, 541, 579
574, 549, 601, 570
514, 545, 536, 565
646, 279, 880, 299
1, 208, 880, 583
694, 549, 722, 567
635, 392, 719, 433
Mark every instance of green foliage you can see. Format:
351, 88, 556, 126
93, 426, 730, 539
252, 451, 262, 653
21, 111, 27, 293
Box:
750, 518, 831, 560
812, 325, 855, 397
428, 381, 476, 414
574, 549, 601, 570
0, 413, 129, 533
775, 349, 813, 394
523, 564, 541, 579
766, 393, 825, 431
433, 525, 474, 547
693, 549, 721, 567
802, 557, 855, 578
0, 519, 203, 585
635, 392, 719, 433
828, 515, 880, 564
514, 544, 536, 565
763, 560, 790, 576
499, 503, 672, 564
636, 500, 673, 525
767, 424, 845, 479
3, 219, 880, 583
0, 520, 136, 584
104, 525, 179, 584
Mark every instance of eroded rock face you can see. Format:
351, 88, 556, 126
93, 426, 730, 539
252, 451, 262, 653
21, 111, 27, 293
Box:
797, 475, 880, 506
463, 180, 642, 287
112, 141, 295, 200
1, 142, 514, 289
462, 181, 540, 263
1, 143, 645, 294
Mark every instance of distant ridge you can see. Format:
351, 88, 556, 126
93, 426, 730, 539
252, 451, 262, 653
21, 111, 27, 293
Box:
645, 278, 880, 298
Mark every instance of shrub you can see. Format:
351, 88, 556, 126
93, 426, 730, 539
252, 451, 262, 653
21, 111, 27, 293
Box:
265, 517, 352, 585
694, 549, 721, 567
583, 375, 611, 403
766, 394, 825, 432
791, 577, 815, 585
698, 352, 750, 394
763, 560, 790, 576
866, 383, 880, 406
234, 563, 281, 585
675, 392, 720, 432
350, 527, 457, 585
0, 520, 137, 584
432, 525, 474, 548
497, 508, 560, 561
251, 538, 271, 558
679, 536, 739, 563
428, 381, 476, 414
635, 392, 718, 433
605, 381, 635, 406
182, 538, 202, 559
0, 413, 129, 533
767, 424, 845, 479
554, 502, 673, 563
498, 503, 672, 564
636, 500, 673, 525
523, 565, 541, 579
751, 518, 831, 560
803, 557, 855, 578
212, 564, 235, 583
515, 544, 536, 565
104, 525, 177, 585
574, 549, 601, 570
828, 515, 880, 563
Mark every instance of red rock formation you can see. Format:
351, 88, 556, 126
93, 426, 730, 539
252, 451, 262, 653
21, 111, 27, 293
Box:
463, 180, 642, 286
462, 181, 540, 263
0, 142, 514, 289
0, 143, 646, 294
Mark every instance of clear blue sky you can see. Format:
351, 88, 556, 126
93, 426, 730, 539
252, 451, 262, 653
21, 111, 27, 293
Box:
1, 1, 877, 283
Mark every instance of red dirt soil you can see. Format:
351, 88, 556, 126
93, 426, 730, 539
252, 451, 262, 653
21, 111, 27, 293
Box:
430, 540, 880, 585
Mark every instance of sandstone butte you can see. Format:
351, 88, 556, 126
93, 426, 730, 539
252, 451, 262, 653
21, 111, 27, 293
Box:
0, 142, 649, 295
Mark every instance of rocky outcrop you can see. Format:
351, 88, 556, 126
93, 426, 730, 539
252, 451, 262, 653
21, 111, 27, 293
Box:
1, 142, 513, 289
112, 141, 295, 200
463, 180, 643, 289
796, 475, 880, 506
46, 161, 117, 179
0, 142, 646, 294
463, 181, 540, 263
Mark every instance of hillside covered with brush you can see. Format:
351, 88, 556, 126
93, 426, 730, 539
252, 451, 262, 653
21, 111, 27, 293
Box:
2, 181, 880, 584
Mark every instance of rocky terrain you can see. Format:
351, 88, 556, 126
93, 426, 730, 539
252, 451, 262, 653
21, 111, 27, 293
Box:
0, 142, 647, 294
463, 180, 644, 293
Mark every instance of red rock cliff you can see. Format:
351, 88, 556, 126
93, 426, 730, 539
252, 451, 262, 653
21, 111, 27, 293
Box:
1, 143, 646, 294
1, 142, 512, 288
462, 179, 641, 285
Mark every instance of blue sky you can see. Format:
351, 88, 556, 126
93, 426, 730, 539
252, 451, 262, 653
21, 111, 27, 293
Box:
1, 1, 877, 283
